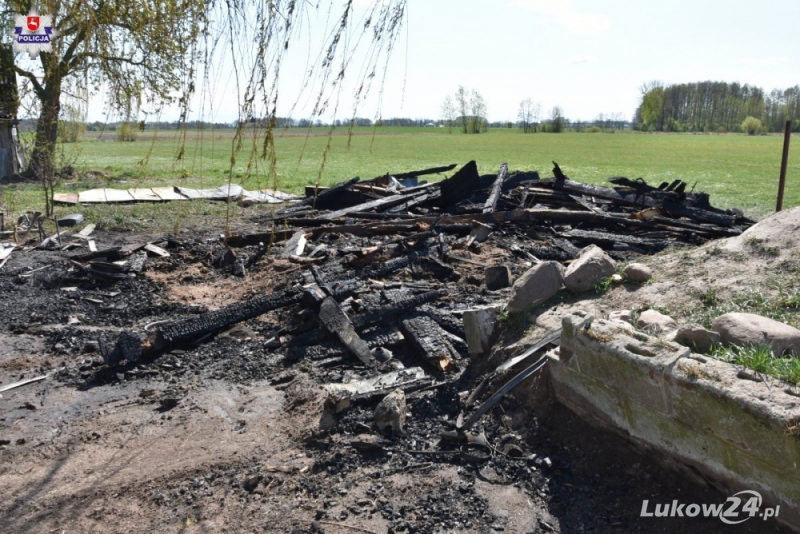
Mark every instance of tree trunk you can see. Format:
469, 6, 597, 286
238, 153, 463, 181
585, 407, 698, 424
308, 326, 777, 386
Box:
30, 73, 61, 216
0, 44, 22, 179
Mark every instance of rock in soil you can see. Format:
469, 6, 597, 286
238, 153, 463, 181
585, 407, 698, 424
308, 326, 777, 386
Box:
623, 262, 653, 283
374, 388, 407, 436
564, 244, 617, 293
637, 309, 678, 335
712, 312, 800, 355
507, 261, 564, 312
673, 323, 721, 353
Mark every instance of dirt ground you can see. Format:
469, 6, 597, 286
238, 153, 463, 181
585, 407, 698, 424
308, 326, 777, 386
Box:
1, 211, 798, 534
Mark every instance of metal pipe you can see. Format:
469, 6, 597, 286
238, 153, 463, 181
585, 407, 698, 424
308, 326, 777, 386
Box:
777, 120, 792, 212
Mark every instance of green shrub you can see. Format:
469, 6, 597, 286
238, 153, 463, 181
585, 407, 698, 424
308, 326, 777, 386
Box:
741, 116, 762, 135
118, 122, 138, 142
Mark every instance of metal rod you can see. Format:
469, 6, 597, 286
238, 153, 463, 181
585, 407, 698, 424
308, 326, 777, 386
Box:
777, 120, 792, 212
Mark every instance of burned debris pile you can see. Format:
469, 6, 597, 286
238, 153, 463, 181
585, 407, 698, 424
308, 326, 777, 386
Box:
0, 160, 763, 532
92, 161, 752, 425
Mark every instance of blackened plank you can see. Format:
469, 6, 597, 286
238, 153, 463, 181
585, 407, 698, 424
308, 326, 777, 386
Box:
318, 296, 376, 367
483, 163, 508, 213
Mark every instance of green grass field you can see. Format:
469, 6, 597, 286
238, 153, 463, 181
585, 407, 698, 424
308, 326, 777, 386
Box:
1, 127, 798, 230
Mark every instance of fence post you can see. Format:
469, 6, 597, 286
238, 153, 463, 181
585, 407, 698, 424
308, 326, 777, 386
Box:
776, 120, 792, 212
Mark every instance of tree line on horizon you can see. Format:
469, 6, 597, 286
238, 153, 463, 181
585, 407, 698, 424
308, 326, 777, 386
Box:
635, 81, 800, 133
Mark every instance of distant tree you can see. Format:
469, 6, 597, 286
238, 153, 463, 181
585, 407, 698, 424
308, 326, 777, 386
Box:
518, 98, 541, 133
449, 86, 487, 134
469, 90, 487, 133
441, 96, 456, 133
741, 116, 763, 135
455, 86, 469, 134
550, 106, 565, 133
638, 81, 665, 131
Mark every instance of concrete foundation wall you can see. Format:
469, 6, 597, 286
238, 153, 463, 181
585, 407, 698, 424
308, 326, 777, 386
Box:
548, 311, 800, 532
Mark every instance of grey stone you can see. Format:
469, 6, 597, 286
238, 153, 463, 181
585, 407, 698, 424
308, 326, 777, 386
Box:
623, 263, 653, 283
712, 312, 800, 355
674, 323, 721, 353
506, 261, 564, 313
609, 310, 632, 325
637, 309, 678, 334
608, 310, 635, 333
485, 265, 512, 290
564, 245, 617, 293
374, 389, 406, 436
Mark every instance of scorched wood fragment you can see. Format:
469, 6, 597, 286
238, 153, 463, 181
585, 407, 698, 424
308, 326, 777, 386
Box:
357, 252, 421, 280
320, 190, 431, 220
102, 331, 143, 365
317, 296, 377, 367
154, 288, 303, 347
351, 290, 447, 329
439, 161, 480, 208
286, 326, 404, 362
483, 163, 508, 213
400, 314, 458, 372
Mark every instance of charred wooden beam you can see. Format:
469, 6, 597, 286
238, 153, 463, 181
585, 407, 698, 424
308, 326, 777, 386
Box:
549, 237, 581, 259
565, 229, 680, 249
400, 314, 458, 372
351, 289, 447, 329
320, 190, 429, 220
318, 296, 376, 367
483, 163, 508, 213
389, 163, 458, 180
102, 331, 143, 366
155, 288, 302, 347
286, 326, 404, 361
357, 252, 421, 280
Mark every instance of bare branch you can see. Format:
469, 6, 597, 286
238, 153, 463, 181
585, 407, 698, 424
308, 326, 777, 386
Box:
13, 66, 44, 98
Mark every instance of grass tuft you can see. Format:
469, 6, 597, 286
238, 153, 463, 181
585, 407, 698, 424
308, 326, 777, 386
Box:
709, 343, 800, 385
497, 309, 527, 336
594, 276, 615, 294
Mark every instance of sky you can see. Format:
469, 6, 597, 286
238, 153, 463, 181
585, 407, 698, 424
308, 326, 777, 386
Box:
76, 0, 800, 124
